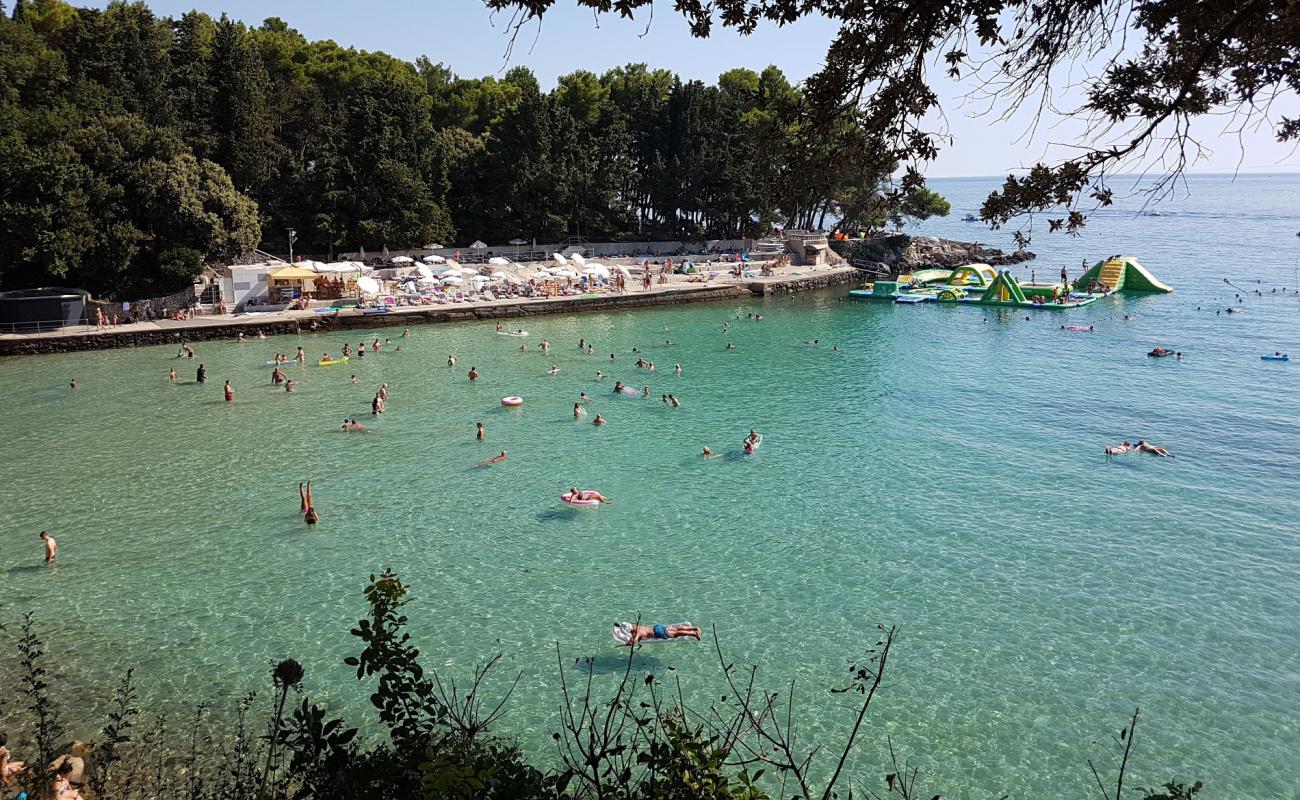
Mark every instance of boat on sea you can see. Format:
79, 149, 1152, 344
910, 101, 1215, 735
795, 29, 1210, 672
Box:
962, 213, 978, 222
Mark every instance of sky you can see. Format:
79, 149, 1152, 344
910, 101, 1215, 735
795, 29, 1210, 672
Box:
85, 0, 1300, 178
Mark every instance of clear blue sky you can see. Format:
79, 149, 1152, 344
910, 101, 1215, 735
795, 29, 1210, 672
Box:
87, 0, 1300, 177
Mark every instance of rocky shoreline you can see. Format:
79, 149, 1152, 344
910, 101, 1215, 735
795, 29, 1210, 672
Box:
834, 234, 1034, 275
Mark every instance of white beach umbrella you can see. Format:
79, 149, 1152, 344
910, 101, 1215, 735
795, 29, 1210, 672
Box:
490, 271, 508, 280
356, 276, 382, 296
415, 265, 434, 278
570, 253, 586, 267
583, 264, 610, 278
501, 273, 522, 284
551, 253, 568, 265
532, 271, 552, 280
488, 256, 510, 266
391, 255, 414, 264
444, 259, 461, 268
441, 276, 464, 286
422, 255, 446, 264
556, 268, 578, 278
470, 240, 488, 250
546, 266, 565, 274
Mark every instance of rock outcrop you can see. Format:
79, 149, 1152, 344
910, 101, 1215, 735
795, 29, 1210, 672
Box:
835, 234, 1034, 276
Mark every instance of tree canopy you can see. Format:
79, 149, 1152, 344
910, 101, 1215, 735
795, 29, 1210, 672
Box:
0, 1, 940, 299
489, 0, 1299, 242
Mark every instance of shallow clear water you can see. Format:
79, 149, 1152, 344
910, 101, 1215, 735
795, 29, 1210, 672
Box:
2, 174, 1298, 798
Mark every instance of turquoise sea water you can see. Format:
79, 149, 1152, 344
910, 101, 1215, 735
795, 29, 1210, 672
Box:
2, 174, 1299, 797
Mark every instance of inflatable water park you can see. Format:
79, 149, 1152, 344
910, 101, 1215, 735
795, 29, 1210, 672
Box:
849, 256, 1172, 310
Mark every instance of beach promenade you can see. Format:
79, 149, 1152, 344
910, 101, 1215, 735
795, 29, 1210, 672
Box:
0, 265, 858, 356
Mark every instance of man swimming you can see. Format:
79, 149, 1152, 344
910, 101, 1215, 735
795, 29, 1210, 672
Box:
1135, 439, 1173, 457
593, 413, 607, 425
468, 366, 478, 381
478, 451, 508, 466
614, 622, 701, 645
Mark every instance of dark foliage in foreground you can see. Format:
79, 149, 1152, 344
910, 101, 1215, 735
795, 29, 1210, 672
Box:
0, 570, 1203, 799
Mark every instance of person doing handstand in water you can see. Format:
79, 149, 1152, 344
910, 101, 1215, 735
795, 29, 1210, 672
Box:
300, 482, 319, 525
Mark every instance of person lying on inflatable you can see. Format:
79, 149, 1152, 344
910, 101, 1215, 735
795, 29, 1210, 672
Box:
612, 622, 702, 646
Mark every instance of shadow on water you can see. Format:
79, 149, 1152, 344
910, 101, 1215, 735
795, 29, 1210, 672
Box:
536, 508, 580, 523
574, 653, 663, 676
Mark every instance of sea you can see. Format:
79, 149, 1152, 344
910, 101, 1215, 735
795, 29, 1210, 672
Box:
1, 173, 1297, 798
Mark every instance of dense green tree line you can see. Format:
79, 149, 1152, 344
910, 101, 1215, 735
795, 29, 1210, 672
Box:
0, 0, 946, 299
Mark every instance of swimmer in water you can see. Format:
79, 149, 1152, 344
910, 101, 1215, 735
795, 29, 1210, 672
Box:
613, 381, 624, 393
832, 345, 840, 352
468, 366, 478, 381
580, 392, 590, 402
168, 368, 177, 382
616, 622, 700, 645
574, 403, 586, 418
726, 342, 735, 350
478, 450, 508, 466
284, 379, 296, 392
448, 354, 457, 367
300, 482, 319, 525
548, 365, 560, 374
596, 371, 605, 379
349, 419, 367, 432
402, 328, 410, 337
1104, 441, 1134, 456
295, 347, 305, 362
674, 363, 681, 374
476, 422, 484, 440
701, 446, 713, 458
41, 531, 57, 563
223, 380, 234, 402
1134, 439, 1173, 457
350, 374, 358, 384
68, 378, 77, 389
593, 413, 607, 425
496, 321, 504, 332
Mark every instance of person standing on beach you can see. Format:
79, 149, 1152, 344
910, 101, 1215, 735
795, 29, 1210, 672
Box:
224, 380, 234, 402
196, 364, 206, 383
40, 531, 57, 563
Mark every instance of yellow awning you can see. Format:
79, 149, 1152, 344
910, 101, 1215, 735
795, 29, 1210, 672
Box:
267, 267, 319, 280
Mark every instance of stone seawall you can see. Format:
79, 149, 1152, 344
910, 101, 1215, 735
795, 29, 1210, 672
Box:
0, 285, 748, 356
748, 267, 861, 295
